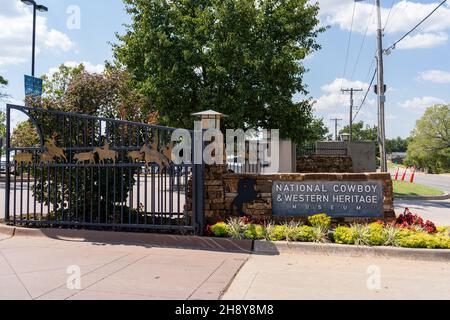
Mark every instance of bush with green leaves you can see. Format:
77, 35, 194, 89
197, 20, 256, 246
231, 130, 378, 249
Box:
308, 214, 331, 229
210, 222, 229, 238
333, 226, 357, 245
289, 225, 314, 242
397, 229, 450, 249
226, 218, 247, 240
265, 224, 287, 242
208, 215, 450, 250
244, 224, 266, 240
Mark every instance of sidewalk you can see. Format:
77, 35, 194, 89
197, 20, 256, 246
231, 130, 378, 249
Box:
0, 235, 248, 300
222, 252, 450, 300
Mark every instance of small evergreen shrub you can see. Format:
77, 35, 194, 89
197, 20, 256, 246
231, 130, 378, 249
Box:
210, 222, 228, 237
244, 224, 265, 240
333, 226, 357, 245
308, 214, 331, 229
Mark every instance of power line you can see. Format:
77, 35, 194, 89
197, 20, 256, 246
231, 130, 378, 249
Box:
385, 0, 447, 52
353, 68, 376, 122
350, 3, 375, 81
341, 1, 357, 89
383, 0, 397, 32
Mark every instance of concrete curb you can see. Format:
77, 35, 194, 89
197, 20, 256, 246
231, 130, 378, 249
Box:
395, 193, 450, 201
253, 240, 450, 262
0, 224, 253, 254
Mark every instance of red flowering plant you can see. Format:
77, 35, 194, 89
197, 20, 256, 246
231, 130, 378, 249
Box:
395, 208, 437, 234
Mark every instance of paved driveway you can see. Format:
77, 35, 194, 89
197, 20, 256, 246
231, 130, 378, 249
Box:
0, 235, 248, 300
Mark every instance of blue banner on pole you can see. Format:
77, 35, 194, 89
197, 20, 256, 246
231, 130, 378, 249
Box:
24, 75, 43, 96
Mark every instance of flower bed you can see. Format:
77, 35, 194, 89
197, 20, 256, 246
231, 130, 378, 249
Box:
207, 210, 450, 249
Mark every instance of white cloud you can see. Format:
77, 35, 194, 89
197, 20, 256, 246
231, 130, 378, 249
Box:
399, 96, 445, 110
316, 0, 450, 44
395, 32, 448, 49
0, 1, 73, 67
314, 77, 374, 112
47, 61, 105, 77
418, 69, 450, 83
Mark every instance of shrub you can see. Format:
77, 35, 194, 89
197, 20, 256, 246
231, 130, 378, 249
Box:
311, 226, 330, 243
333, 226, 357, 245
244, 224, 265, 240
308, 214, 331, 229
266, 225, 287, 241
226, 217, 247, 240
382, 224, 403, 247
210, 222, 228, 237
437, 226, 450, 235
288, 225, 314, 242
350, 224, 371, 246
397, 231, 450, 249
367, 222, 388, 246
396, 208, 437, 233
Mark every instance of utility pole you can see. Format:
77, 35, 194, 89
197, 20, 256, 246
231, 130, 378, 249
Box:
341, 88, 363, 142
330, 118, 342, 141
375, 0, 388, 173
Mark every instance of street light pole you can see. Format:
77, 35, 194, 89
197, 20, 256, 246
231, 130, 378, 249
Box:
31, 5, 36, 76
21, 0, 48, 77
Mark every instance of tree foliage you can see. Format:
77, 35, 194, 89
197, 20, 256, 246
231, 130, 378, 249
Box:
0, 75, 8, 139
339, 121, 378, 142
386, 137, 410, 154
406, 104, 450, 173
11, 121, 40, 148
16, 64, 153, 222
114, 0, 324, 142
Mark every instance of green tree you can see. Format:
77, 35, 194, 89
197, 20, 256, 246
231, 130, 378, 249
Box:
386, 137, 410, 154
11, 121, 40, 148
18, 64, 152, 223
406, 104, 450, 173
114, 0, 324, 142
339, 121, 378, 141
0, 75, 7, 98
305, 118, 332, 143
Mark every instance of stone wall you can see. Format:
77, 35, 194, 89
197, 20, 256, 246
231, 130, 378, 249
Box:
196, 165, 395, 225
296, 156, 353, 173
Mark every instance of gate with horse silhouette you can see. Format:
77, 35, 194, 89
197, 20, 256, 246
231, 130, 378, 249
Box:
4, 104, 204, 234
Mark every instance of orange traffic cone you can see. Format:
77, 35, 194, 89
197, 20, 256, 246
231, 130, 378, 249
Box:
401, 168, 408, 182
410, 166, 416, 183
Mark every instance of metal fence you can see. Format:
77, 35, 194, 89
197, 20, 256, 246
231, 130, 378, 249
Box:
3, 104, 204, 234
0, 136, 5, 177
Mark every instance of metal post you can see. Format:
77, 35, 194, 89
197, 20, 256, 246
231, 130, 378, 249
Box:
5, 106, 10, 222
376, 0, 387, 172
32, 4, 36, 77
192, 129, 205, 236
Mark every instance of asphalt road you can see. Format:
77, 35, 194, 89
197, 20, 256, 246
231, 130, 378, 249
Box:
412, 173, 450, 193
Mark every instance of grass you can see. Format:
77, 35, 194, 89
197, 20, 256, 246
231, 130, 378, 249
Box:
388, 161, 406, 170
393, 180, 445, 197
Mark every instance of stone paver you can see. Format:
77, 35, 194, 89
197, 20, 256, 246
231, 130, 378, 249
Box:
0, 236, 248, 300
222, 252, 450, 300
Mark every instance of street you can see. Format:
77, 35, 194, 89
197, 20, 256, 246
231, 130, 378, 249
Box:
404, 172, 450, 193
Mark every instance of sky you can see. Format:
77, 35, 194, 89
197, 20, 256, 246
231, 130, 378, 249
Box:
0, 0, 449, 138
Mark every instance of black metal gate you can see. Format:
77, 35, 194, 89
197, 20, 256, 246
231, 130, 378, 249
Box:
4, 104, 204, 234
